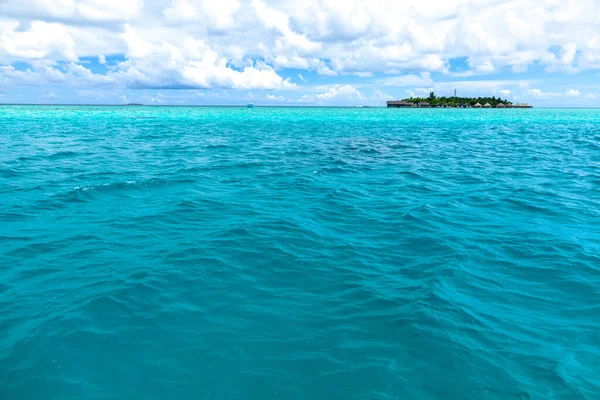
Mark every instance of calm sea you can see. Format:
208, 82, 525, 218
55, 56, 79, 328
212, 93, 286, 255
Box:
1, 106, 599, 399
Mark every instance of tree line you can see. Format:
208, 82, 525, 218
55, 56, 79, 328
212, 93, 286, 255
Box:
402, 92, 510, 107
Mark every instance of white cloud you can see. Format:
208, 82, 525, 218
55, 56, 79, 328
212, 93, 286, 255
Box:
526, 88, 582, 98
542, 44, 579, 73
380, 72, 433, 87
0, 0, 143, 21
252, 0, 321, 55
0, 20, 78, 62
1, 0, 600, 104
433, 80, 533, 94
163, 0, 241, 30
0, 64, 65, 86
316, 84, 362, 100
0, 0, 599, 78
266, 94, 285, 101
372, 89, 393, 100
113, 25, 297, 90
202, 0, 241, 30
163, 0, 200, 21
41, 91, 58, 99
151, 92, 166, 103
404, 88, 434, 98
565, 89, 581, 97
297, 73, 306, 82
317, 66, 337, 76
77, 0, 143, 21
527, 88, 561, 98
98, 54, 107, 64
298, 94, 314, 102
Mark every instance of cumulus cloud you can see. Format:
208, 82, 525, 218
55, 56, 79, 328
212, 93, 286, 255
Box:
380, 72, 434, 87
527, 88, 561, 98
565, 89, 581, 97
316, 84, 363, 100
163, 0, 241, 30
0, 0, 144, 21
317, 66, 338, 76
252, 0, 321, 55
372, 89, 393, 100
1, 0, 600, 104
266, 94, 285, 101
0, 20, 78, 62
112, 25, 297, 90
163, 0, 200, 21
298, 94, 314, 103
527, 88, 582, 98
2, 0, 600, 76
404, 88, 434, 98
150, 92, 166, 103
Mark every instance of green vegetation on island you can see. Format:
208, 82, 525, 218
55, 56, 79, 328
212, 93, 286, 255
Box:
403, 92, 509, 107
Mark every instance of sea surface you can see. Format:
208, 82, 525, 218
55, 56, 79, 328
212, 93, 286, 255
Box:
1, 106, 599, 399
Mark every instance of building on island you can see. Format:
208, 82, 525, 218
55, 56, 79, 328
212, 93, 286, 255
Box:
386, 101, 414, 108
513, 103, 532, 108
474, 103, 482, 108
496, 103, 505, 108
386, 101, 432, 108
483, 103, 492, 108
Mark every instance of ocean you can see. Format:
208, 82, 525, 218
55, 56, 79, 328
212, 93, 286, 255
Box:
1, 106, 599, 399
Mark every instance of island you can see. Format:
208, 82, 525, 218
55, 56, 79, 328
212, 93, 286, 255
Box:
387, 92, 532, 108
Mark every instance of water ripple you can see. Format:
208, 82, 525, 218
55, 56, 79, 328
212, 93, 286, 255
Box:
1, 106, 600, 399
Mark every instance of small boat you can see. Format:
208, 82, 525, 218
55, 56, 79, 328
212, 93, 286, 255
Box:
247, 103, 255, 108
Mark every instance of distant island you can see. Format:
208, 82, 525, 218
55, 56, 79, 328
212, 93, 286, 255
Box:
387, 92, 532, 108
123, 103, 144, 106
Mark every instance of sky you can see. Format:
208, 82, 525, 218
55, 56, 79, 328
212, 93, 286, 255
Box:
0, 0, 599, 106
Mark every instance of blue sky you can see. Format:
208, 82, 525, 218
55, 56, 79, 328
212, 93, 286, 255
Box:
1, 0, 599, 106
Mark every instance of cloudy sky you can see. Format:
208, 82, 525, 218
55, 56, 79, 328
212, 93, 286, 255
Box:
1, 0, 599, 106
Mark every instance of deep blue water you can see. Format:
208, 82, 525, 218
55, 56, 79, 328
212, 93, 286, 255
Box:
1, 106, 600, 399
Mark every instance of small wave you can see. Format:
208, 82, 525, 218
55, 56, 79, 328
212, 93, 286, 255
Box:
0, 168, 19, 178
71, 178, 194, 194
2, 107, 600, 400
49, 151, 80, 160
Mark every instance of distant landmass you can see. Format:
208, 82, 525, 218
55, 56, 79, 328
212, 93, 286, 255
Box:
387, 92, 532, 108
123, 103, 144, 106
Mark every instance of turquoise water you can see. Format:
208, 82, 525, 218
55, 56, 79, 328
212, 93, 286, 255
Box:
1, 106, 599, 399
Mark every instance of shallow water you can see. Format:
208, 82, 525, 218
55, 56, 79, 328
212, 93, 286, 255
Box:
1, 106, 599, 399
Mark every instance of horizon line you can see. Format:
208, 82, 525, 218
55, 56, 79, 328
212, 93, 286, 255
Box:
1, 103, 600, 109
